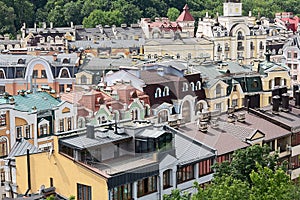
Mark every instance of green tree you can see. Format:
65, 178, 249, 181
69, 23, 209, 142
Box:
64, 1, 83, 25
213, 145, 279, 183
167, 7, 180, 21
83, 10, 124, 28
0, 2, 16, 35
163, 188, 190, 200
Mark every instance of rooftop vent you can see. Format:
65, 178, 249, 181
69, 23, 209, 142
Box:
197, 120, 208, 133
272, 95, 280, 115
237, 112, 246, 122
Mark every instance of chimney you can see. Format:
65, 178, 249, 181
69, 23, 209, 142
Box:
34, 22, 37, 32
43, 22, 46, 29
249, 11, 252, 17
293, 84, 299, 99
70, 21, 74, 29
265, 52, 271, 62
295, 90, 300, 108
50, 22, 53, 29
157, 67, 164, 76
86, 124, 95, 139
197, 120, 208, 132
281, 93, 290, 112
252, 59, 260, 72
272, 95, 280, 114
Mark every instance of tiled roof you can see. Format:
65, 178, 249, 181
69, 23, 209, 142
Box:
2, 92, 62, 112
176, 4, 195, 22
179, 122, 249, 155
7, 138, 40, 159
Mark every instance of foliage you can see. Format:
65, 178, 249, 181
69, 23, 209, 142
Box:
213, 144, 279, 183
166, 145, 300, 200
163, 188, 190, 200
167, 8, 180, 21
0, 0, 299, 36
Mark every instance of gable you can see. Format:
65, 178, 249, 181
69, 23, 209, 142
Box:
249, 130, 265, 141
62, 107, 70, 113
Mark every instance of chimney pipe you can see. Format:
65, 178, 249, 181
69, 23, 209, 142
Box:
86, 124, 95, 139
281, 93, 290, 112
295, 90, 300, 108
24, 149, 31, 196
272, 95, 280, 114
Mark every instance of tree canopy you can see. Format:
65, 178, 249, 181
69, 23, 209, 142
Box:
164, 145, 300, 200
0, 0, 299, 36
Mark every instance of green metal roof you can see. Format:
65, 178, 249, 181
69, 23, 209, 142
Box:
11, 92, 61, 112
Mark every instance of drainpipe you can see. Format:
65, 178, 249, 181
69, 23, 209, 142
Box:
24, 149, 31, 196
8, 159, 13, 198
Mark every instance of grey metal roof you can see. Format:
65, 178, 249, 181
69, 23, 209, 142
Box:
69, 39, 145, 49
7, 138, 40, 159
137, 129, 166, 138
81, 57, 136, 71
175, 133, 215, 166
60, 129, 132, 150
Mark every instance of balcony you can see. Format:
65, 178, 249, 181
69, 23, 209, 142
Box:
237, 46, 244, 51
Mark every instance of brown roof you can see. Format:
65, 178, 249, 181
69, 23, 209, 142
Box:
176, 4, 195, 22
178, 122, 249, 155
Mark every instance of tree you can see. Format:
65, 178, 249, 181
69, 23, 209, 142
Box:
167, 8, 180, 21
213, 145, 279, 183
163, 188, 190, 200
83, 10, 124, 28
0, 2, 16, 35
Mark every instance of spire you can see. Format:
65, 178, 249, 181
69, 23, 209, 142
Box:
176, 4, 195, 22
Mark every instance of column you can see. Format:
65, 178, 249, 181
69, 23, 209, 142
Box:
133, 181, 138, 200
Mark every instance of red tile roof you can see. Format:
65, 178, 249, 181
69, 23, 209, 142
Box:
176, 4, 195, 22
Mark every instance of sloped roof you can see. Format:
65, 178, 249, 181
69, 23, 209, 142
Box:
176, 4, 195, 22
12, 92, 62, 112
7, 138, 40, 159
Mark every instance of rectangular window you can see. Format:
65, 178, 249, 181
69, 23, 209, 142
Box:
0, 86, 5, 94
33, 70, 38, 78
112, 183, 132, 200
288, 52, 292, 58
16, 126, 22, 138
293, 75, 297, 81
0, 140, 7, 158
215, 103, 222, 111
291, 156, 300, 170
39, 124, 48, 137
0, 114, 6, 126
25, 125, 31, 138
16, 69, 24, 78
217, 154, 230, 163
59, 119, 64, 132
199, 158, 214, 177
67, 117, 72, 131
294, 52, 298, 58
50, 177, 53, 187
294, 64, 298, 70
59, 84, 65, 93
232, 99, 238, 107
41, 70, 47, 78
163, 170, 172, 189
177, 164, 194, 184
137, 176, 157, 197
77, 183, 92, 200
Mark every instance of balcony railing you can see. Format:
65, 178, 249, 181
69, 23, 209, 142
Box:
237, 36, 244, 40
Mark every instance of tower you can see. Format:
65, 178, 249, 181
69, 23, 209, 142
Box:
223, 0, 242, 17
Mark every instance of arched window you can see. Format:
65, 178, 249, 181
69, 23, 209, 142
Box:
81, 75, 87, 84
196, 81, 201, 91
237, 31, 244, 40
182, 83, 188, 92
163, 86, 169, 96
60, 68, 70, 78
0, 70, 5, 79
63, 58, 70, 63
216, 84, 221, 97
190, 82, 195, 91
259, 41, 264, 50
158, 110, 168, 123
155, 88, 162, 98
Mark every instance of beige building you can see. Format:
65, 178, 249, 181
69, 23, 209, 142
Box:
196, 0, 267, 64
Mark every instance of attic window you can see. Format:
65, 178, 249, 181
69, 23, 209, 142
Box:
17, 59, 25, 64
252, 80, 258, 88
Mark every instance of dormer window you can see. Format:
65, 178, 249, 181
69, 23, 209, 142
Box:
196, 81, 201, 90
216, 84, 221, 97
237, 31, 244, 40
190, 82, 195, 91
163, 86, 169, 96
62, 58, 70, 64
182, 82, 188, 92
155, 88, 162, 98
17, 58, 25, 64
60, 68, 70, 78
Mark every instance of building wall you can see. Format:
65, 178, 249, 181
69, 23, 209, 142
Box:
15, 137, 108, 199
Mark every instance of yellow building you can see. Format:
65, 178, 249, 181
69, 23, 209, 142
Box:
14, 136, 108, 199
